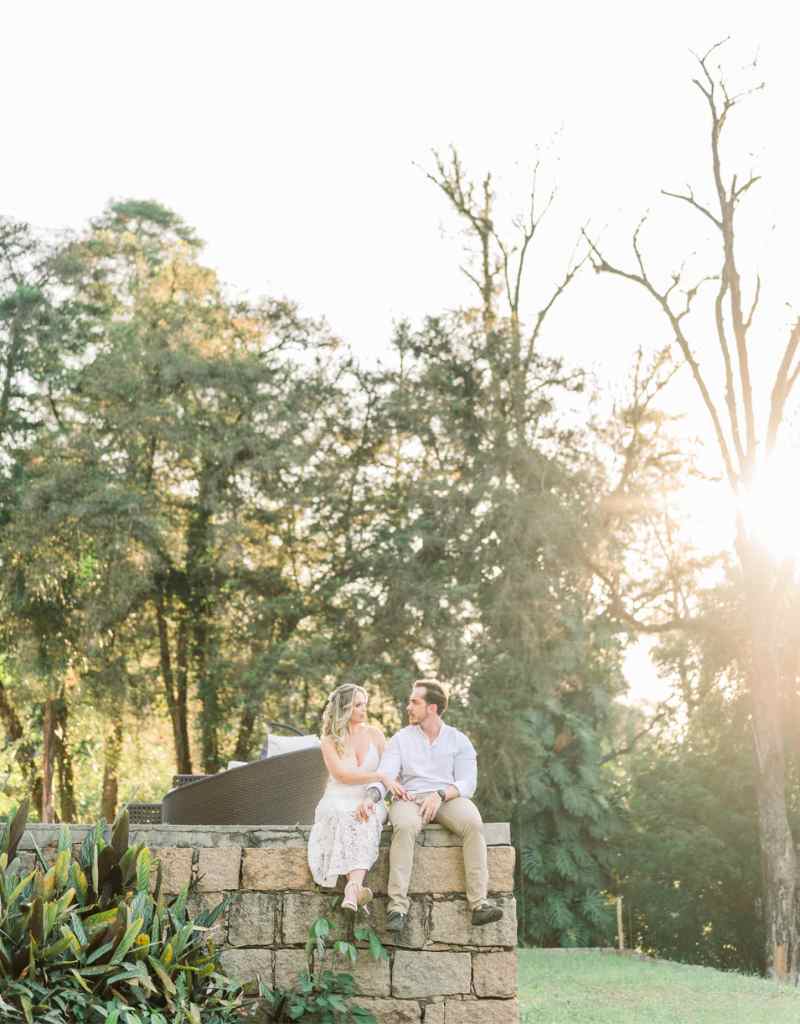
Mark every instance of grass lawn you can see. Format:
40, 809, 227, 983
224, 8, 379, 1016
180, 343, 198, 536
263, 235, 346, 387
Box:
518, 949, 800, 1023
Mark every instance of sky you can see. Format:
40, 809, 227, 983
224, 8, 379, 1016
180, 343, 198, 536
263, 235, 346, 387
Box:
3, 1, 799, 703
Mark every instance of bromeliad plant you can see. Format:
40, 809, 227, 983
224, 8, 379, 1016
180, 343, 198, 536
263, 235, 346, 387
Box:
0, 801, 244, 1023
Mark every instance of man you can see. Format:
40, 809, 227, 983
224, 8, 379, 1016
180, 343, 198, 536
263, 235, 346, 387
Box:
357, 679, 503, 932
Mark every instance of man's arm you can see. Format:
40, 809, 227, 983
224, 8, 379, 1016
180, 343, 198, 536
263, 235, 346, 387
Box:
367, 733, 403, 801
452, 733, 477, 799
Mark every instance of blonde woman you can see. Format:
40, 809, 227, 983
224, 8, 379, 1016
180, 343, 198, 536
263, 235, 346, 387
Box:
308, 683, 406, 911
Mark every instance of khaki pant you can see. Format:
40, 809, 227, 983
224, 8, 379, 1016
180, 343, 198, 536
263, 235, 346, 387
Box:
387, 794, 488, 913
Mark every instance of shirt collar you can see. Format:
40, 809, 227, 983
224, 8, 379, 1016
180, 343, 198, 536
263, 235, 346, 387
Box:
415, 721, 448, 745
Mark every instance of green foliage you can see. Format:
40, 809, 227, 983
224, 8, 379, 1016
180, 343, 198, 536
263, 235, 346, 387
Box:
346, 312, 625, 947
0, 802, 246, 1022
256, 914, 385, 1022
516, 707, 618, 947
613, 685, 768, 974
0, 189, 680, 955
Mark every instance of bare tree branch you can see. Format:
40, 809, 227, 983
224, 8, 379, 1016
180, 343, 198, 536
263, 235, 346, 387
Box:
713, 272, 747, 468
662, 186, 722, 229
766, 318, 800, 455
600, 698, 679, 764
524, 253, 585, 371
583, 228, 740, 490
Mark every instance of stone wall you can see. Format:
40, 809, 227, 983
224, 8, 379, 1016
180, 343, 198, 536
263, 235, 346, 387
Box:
20, 822, 518, 1024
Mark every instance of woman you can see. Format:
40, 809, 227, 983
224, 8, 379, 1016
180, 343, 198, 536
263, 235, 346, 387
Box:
307, 683, 402, 911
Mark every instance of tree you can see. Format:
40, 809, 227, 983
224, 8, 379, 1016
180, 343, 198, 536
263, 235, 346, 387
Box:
586, 43, 800, 979
0, 216, 89, 819
617, 698, 766, 973
332, 152, 638, 945
8, 200, 365, 785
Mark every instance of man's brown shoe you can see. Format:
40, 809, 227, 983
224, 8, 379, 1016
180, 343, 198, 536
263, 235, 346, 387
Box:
386, 910, 407, 933
471, 902, 503, 926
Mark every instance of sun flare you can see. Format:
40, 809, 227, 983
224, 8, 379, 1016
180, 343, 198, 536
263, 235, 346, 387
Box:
737, 449, 800, 565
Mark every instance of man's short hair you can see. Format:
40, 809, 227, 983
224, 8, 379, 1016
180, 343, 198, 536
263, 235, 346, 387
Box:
414, 678, 449, 716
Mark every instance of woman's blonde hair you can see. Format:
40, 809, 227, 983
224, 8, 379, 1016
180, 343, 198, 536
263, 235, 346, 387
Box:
321, 683, 368, 754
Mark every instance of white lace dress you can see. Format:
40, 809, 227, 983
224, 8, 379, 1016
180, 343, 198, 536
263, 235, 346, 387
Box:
307, 742, 388, 888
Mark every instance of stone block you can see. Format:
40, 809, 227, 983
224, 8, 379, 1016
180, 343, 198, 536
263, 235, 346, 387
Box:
423, 1003, 445, 1024
228, 892, 278, 946
392, 950, 471, 998
242, 848, 313, 891
154, 847, 193, 895
282, 892, 348, 945
129, 824, 311, 849
365, 897, 428, 949
277, 948, 390, 998
404, 847, 513, 895
430, 897, 517, 948
351, 997, 421, 1023
219, 947, 273, 990
187, 892, 229, 946
422, 823, 510, 846
274, 947, 310, 989
487, 847, 515, 892
197, 847, 241, 892
408, 848, 464, 894
341, 953, 391, 997
444, 998, 519, 1024
367, 848, 391, 894
472, 951, 517, 997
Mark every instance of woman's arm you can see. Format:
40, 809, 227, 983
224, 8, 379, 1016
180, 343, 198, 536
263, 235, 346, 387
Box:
320, 737, 388, 786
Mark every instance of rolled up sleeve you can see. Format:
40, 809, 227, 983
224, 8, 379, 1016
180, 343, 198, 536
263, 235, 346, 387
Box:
373, 734, 403, 799
453, 734, 477, 799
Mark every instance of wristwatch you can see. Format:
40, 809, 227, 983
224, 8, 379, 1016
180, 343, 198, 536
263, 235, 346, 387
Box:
436, 789, 447, 802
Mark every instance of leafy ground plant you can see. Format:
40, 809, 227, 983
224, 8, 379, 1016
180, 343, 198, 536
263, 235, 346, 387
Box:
0, 801, 247, 1023
257, 913, 388, 1023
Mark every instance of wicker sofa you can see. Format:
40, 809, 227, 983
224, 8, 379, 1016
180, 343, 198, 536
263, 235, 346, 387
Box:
160, 745, 328, 826
128, 723, 327, 826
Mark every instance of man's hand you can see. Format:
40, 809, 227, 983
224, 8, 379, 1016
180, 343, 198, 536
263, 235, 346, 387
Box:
419, 792, 442, 824
355, 800, 375, 823
381, 775, 410, 801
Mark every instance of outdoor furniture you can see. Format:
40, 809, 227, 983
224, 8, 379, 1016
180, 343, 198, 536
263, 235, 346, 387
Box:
128, 722, 322, 827
161, 745, 328, 826
127, 802, 164, 824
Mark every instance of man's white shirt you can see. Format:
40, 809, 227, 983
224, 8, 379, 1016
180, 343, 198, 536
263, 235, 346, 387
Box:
374, 723, 477, 799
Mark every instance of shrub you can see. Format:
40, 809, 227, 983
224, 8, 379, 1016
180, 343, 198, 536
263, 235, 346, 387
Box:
0, 801, 247, 1023
257, 914, 388, 1023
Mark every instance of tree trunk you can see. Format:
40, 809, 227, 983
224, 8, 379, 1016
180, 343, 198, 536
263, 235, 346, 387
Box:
155, 596, 193, 774
0, 677, 43, 813
741, 538, 799, 981
174, 614, 193, 773
101, 715, 124, 821
187, 489, 220, 774
41, 698, 55, 823
234, 703, 257, 762
750, 675, 798, 981
195, 618, 221, 773
54, 697, 77, 822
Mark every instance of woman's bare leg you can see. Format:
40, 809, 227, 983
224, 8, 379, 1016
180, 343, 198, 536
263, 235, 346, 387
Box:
342, 868, 372, 910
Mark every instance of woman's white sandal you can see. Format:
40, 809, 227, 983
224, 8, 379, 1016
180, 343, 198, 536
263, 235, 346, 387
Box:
341, 881, 360, 912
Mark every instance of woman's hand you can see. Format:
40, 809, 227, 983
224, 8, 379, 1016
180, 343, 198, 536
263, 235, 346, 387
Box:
380, 775, 410, 800
355, 800, 374, 822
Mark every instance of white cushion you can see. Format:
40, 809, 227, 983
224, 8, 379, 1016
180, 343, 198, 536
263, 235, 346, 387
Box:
266, 734, 320, 758
226, 760, 248, 771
